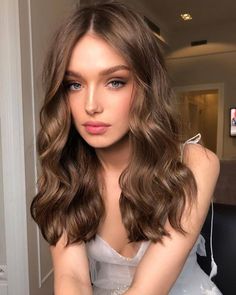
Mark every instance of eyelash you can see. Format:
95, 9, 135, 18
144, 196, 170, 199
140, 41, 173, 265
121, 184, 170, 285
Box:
65, 81, 82, 91
64, 79, 127, 92
107, 79, 126, 89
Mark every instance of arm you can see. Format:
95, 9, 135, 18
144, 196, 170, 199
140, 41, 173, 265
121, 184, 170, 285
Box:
50, 232, 92, 295
124, 144, 220, 295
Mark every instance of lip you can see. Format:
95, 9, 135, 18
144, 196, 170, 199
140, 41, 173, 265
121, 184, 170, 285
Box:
83, 121, 111, 135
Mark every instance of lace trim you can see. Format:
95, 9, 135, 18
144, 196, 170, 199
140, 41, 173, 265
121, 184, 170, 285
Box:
110, 285, 129, 295
200, 284, 221, 295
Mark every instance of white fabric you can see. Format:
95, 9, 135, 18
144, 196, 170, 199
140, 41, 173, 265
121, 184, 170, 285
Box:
86, 135, 222, 294
86, 234, 222, 294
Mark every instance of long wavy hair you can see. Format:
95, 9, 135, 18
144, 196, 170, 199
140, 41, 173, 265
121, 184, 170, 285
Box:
31, 0, 197, 246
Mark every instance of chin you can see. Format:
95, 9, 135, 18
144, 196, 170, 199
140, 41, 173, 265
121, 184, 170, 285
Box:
82, 133, 130, 150
84, 140, 118, 149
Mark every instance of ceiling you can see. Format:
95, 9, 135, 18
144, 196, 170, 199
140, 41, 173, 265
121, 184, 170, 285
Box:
124, 0, 236, 55
140, 0, 236, 31
88, 0, 236, 51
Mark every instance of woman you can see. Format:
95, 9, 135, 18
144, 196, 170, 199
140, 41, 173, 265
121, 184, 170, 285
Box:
31, 1, 221, 294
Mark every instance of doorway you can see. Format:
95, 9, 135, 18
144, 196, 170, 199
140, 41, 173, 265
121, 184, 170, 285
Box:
177, 89, 218, 153
174, 84, 224, 158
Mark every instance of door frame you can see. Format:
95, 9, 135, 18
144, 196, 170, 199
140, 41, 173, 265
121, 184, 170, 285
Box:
0, 0, 30, 294
174, 83, 224, 159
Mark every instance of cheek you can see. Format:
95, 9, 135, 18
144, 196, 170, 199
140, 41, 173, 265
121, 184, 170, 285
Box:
69, 99, 83, 122
116, 101, 131, 118
112, 88, 134, 116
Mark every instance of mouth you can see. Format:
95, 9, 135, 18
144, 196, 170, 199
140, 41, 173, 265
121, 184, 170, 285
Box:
83, 121, 111, 135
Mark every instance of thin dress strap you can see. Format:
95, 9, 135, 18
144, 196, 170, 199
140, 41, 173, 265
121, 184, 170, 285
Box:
184, 133, 201, 145
181, 133, 201, 162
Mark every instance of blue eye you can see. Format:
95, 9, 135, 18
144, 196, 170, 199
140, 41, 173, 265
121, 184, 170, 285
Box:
108, 80, 125, 89
67, 82, 82, 91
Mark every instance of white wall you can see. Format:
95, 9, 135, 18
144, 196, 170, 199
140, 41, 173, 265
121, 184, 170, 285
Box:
0, 120, 6, 266
0, 0, 30, 293
0, 136, 7, 293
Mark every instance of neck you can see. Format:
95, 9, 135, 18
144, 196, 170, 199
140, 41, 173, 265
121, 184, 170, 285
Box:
95, 134, 131, 176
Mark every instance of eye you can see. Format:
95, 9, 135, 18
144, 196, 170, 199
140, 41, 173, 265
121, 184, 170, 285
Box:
108, 80, 126, 89
66, 82, 82, 91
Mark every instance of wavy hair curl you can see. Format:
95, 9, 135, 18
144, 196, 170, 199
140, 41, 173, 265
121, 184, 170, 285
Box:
31, 0, 197, 245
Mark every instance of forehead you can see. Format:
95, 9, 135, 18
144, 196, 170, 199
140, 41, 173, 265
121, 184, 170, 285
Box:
67, 33, 128, 71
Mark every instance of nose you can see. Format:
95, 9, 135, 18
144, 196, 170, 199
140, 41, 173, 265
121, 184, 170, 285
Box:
85, 85, 103, 115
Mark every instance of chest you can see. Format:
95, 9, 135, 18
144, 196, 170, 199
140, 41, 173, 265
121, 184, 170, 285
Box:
97, 181, 141, 258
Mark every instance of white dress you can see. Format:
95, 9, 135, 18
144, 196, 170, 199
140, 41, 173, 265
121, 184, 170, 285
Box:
86, 135, 222, 295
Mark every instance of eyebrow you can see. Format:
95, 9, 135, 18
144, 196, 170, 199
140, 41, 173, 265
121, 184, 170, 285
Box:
65, 64, 130, 78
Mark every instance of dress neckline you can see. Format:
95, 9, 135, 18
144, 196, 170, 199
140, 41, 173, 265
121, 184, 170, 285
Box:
96, 234, 150, 261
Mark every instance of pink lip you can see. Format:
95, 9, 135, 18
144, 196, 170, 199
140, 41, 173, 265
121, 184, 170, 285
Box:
83, 121, 111, 135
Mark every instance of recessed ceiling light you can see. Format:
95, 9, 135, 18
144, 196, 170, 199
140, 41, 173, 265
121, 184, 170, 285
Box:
181, 13, 192, 21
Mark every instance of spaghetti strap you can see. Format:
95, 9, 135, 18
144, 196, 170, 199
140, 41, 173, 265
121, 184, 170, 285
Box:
184, 133, 201, 145
181, 133, 201, 163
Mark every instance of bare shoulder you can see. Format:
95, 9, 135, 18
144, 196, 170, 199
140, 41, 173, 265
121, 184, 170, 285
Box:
183, 143, 220, 203
183, 143, 220, 178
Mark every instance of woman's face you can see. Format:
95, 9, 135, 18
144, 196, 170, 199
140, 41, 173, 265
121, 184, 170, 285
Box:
65, 33, 135, 150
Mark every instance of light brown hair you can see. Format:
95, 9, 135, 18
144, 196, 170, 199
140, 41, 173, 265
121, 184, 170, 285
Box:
31, 0, 197, 246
